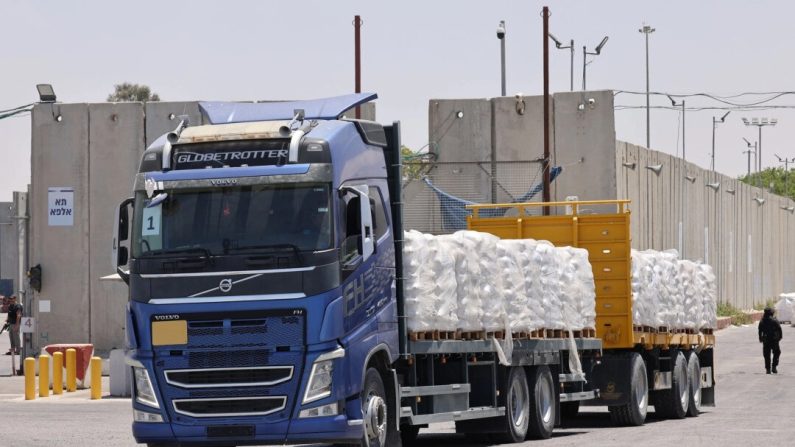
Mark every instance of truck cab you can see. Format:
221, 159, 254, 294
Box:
115, 93, 402, 445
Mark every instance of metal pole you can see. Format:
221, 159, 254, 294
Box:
711, 117, 716, 172
645, 32, 650, 148
354, 15, 362, 119
582, 45, 587, 90
500, 27, 506, 97
758, 125, 762, 174
682, 100, 686, 257
745, 148, 751, 177
543, 6, 551, 213
14, 192, 29, 364
569, 40, 574, 91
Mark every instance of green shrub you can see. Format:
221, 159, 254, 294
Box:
717, 301, 752, 325
752, 299, 777, 311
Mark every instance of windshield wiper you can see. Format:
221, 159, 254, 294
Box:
141, 247, 212, 259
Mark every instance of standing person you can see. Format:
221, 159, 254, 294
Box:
758, 307, 783, 374
4, 295, 22, 356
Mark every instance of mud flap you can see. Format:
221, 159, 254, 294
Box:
698, 348, 715, 406
589, 354, 634, 406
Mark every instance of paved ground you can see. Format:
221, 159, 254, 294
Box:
1, 323, 793, 446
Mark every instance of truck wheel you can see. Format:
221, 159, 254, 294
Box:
608, 353, 648, 426
526, 366, 555, 440
654, 351, 689, 419
560, 401, 580, 420
685, 351, 701, 417
360, 368, 396, 447
493, 367, 530, 443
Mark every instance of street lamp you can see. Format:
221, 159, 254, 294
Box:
669, 95, 686, 256
743, 137, 757, 178
497, 20, 507, 97
36, 84, 56, 102
582, 36, 608, 90
639, 25, 655, 149
742, 117, 778, 173
549, 33, 574, 91
711, 111, 730, 172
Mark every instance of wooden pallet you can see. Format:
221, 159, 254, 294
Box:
461, 330, 486, 341
573, 328, 597, 338
486, 330, 505, 340
700, 328, 714, 335
657, 326, 670, 333
409, 330, 460, 341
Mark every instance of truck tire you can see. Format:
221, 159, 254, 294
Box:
526, 366, 555, 440
399, 424, 419, 445
608, 353, 648, 427
360, 368, 395, 447
492, 367, 530, 443
685, 351, 701, 417
654, 351, 689, 419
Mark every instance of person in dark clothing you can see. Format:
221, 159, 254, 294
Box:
758, 307, 783, 374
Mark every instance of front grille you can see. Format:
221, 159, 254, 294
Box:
188, 350, 270, 368
173, 396, 286, 417
165, 366, 293, 388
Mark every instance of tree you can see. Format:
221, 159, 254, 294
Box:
401, 146, 436, 181
739, 167, 795, 200
107, 83, 160, 102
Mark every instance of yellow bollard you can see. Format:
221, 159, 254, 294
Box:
52, 352, 63, 395
90, 357, 102, 400
65, 348, 77, 392
24, 357, 36, 400
39, 355, 50, 398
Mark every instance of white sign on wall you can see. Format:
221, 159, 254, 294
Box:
20, 317, 35, 334
48, 187, 74, 226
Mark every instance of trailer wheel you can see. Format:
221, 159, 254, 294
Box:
360, 368, 393, 447
685, 351, 701, 417
526, 366, 555, 440
608, 353, 648, 426
492, 367, 530, 443
654, 351, 689, 419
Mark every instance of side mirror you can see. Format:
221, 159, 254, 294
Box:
113, 198, 134, 284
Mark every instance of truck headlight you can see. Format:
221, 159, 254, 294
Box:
302, 346, 345, 404
133, 367, 160, 409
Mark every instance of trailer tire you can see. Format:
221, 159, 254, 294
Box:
526, 366, 555, 440
654, 351, 689, 419
608, 353, 648, 427
685, 351, 701, 417
492, 367, 530, 443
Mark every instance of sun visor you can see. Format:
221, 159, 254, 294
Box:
200, 93, 378, 124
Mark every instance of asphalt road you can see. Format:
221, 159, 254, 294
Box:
1, 323, 792, 447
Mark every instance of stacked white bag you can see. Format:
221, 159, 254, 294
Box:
403, 230, 597, 335
630, 249, 718, 330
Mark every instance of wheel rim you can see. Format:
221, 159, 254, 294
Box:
690, 358, 702, 410
364, 392, 387, 446
537, 375, 553, 425
509, 372, 528, 428
677, 357, 689, 410
634, 360, 648, 414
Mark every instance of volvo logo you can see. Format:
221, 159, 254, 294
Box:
219, 278, 233, 293
154, 314, 180, 321
210, 178, 238, 186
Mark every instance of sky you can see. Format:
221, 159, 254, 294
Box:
2, 1, 795, 202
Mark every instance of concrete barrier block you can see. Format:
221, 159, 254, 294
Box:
109, 349, 131, 397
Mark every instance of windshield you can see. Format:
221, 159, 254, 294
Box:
132, 184, 332, 258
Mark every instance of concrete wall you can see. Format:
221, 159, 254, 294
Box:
616, 141, 795, 308
0, 202, 18, 295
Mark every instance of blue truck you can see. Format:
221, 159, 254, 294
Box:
113, 93, 712, 446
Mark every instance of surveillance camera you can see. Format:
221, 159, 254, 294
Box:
588, 98, 596, 105
496, 21, 506, 39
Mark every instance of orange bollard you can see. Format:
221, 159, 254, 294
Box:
52, 352, 63, 395
90, 357, 102, 400
39, 354, 50, 397
24, 357, 36, 400
65, 348, 77, 392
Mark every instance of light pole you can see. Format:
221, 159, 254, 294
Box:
497, 20, 506, 97
711, 111, 730, 172
549, 33, 574, 91
582, 36, 608, 90
742, 117, 778, 174
670, 95, 686, 255
775, 154, 795, 198
743, 138, 757, 177
639, 25, 655, 149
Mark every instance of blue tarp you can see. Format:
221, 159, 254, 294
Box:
199, 93, 378, 124
422, 166, 563, 231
